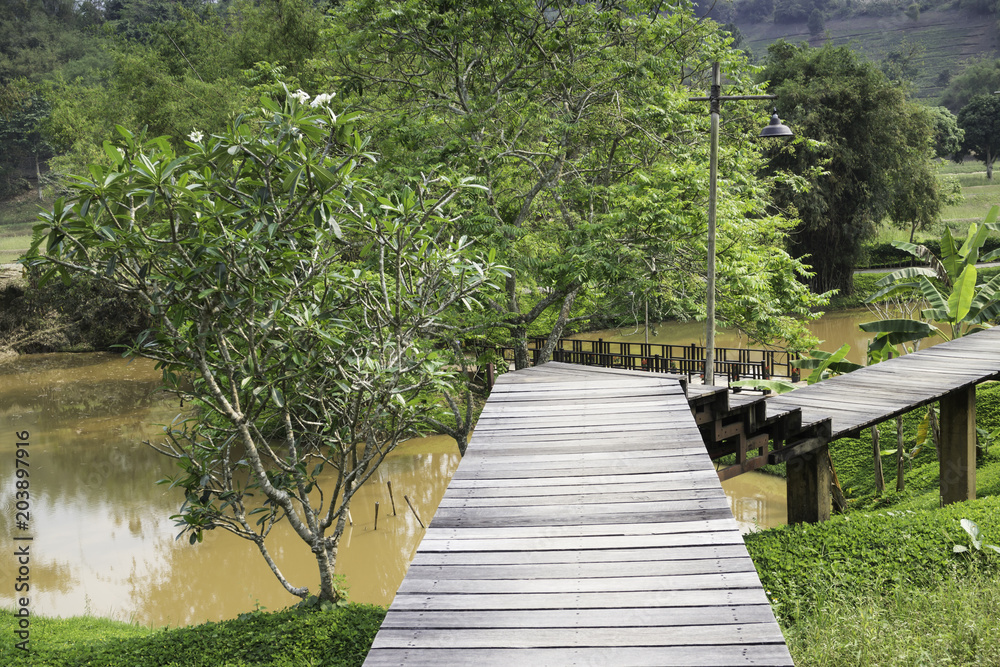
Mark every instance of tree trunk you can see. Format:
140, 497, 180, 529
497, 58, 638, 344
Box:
35, 153, 42, 201
511, 324, 530, 370
315, 539, 343, 602
872, 424, 885, 495
928, 403, 940, 458
896, 414, 905, 492
535, 284, 582, 365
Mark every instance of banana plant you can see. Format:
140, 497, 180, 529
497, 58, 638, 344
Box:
865, 205, 1000, 342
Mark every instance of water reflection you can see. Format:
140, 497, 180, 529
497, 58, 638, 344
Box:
721, 472, 787, 534
0, 353, 459, 627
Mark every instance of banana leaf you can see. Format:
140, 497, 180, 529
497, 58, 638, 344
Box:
947, 265, 977, 324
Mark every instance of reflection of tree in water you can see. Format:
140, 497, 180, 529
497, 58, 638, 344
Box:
0, 353, 462, 626
0, 352, 176, 427
128, 441, 461, 626
0, 353, 187, 512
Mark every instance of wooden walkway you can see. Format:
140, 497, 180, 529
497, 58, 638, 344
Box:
364, 363, 793, 666
687, 325, 1000, 471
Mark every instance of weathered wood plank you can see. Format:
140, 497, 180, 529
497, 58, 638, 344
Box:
452, 454, 714, 482
429, 506, 738, 528
386, 587, 771, 611
445, 469, 721, 488
437, 486, 726, 506
376, 604, 775, 628
415, 530, 745, 552
403, 556, 759, 580
395, 571, 766, 595
407, 544, 754, 567
364, 645, 794, 666
370, 623, 788, 649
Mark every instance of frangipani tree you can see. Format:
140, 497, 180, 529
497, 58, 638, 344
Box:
26, 90, 501, 603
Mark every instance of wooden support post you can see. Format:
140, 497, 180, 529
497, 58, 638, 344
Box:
940, 387, 976, 505
786, 442, 832, 524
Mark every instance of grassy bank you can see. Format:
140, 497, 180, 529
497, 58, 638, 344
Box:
0, 604, 385, 667
747, 380, 1000, 665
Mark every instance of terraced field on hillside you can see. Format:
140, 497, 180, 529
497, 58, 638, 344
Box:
738, 9, 999, 102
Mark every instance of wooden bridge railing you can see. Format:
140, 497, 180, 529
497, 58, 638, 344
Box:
497, 337, 793, 382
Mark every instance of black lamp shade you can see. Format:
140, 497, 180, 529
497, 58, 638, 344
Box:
760, 110, 794, 138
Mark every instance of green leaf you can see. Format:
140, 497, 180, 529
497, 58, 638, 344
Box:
729, 379, 797, 394
807, 343, 853, 384
859, 319, 935, 346
947, 265, 977, 324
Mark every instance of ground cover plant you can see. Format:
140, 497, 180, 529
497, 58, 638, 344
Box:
748, 380, 1000, 665
0, 604, 385, 667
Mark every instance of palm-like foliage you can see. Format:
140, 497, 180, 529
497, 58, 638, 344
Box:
865, 205, 1000, 347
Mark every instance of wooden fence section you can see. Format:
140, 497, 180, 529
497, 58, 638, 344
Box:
364, 363, 793, 666
498, 337, 793, 380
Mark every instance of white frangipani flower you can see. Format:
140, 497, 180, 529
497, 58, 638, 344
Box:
188, 129, 204, 143
309, 92, 336, 108
291, 89, 310, 104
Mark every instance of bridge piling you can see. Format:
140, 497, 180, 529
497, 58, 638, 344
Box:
940, 385, 977, 505
786, 443, 832, 524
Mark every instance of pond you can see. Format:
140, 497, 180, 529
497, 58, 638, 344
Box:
0, 351, 785, 628
0, 353, 459, 627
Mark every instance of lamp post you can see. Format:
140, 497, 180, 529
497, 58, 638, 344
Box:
689, 62, 793, 385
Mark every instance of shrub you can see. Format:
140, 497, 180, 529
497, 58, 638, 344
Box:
745, 496, 1000, 623
0, 604, 386, 667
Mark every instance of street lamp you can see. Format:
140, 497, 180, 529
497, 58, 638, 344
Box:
689, 62, 793, 385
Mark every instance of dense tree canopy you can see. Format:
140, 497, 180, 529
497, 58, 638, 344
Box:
956, 94, 1000, 180
325, 0, 825, 362
27, 94, 501, 603
938, 57, 1000, 114
762, 41, 943, 295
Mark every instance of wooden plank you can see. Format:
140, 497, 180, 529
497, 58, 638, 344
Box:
377, 604, 775, 628
415, 531, 745, 552
395, 571, 766, 595
437, 487, 727, 507
445, 469, 721, 489
403, 556, 759, 580
370, 623, 788, 648
450, 464, 716, 482
433, 497, 732, 519
387, 587, 771, 611
364, 645, 794, 666
408, 544, 755, 567
428, 506, 738, 528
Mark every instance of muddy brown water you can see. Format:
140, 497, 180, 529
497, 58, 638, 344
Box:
0, 343, 793, 627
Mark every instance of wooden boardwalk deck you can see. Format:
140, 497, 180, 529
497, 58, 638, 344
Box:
687, 326, 1000, 463
765, 326, 1000, 442
364, 363, 793, 666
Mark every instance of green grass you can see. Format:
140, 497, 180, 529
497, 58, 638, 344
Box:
746, 378, 1000, 665
0, 604, 386, 667
0, 195, 47, 263
936, 161, 1000, 227
780, 570, 1000, 666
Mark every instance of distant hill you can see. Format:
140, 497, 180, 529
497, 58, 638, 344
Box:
729, 9, 1000, 103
